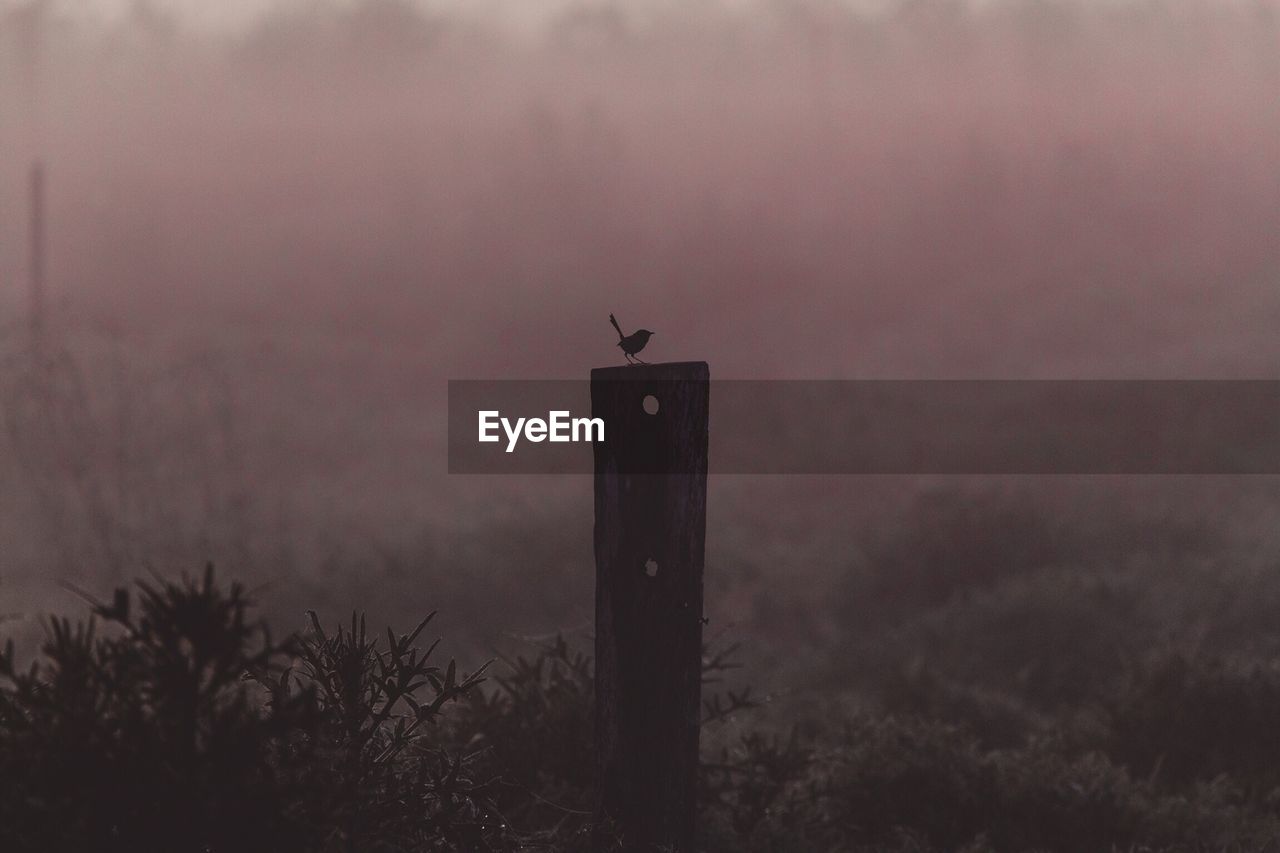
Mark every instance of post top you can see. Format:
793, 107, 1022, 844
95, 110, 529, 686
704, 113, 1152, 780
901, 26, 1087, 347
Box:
591, 361, 709, 382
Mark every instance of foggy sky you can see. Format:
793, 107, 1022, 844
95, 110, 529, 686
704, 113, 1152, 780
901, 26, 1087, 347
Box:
4, 0, 1279, 378
1, 0, 1279, 650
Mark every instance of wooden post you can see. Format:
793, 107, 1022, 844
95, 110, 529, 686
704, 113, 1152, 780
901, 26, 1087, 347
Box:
592, 361, 709, 852
29, 160, 45, 342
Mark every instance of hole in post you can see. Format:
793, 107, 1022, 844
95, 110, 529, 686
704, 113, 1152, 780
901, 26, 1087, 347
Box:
644, 558, 659, 578
642, 395, 660, 415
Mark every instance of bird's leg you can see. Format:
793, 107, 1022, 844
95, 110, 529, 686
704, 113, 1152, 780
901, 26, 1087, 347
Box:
633, 355, 648, 364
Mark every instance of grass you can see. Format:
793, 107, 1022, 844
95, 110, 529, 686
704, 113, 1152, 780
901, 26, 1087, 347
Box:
6, 564, 1280, 852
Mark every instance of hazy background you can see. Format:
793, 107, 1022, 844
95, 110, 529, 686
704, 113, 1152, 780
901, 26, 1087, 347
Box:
2, 0, 1280, 707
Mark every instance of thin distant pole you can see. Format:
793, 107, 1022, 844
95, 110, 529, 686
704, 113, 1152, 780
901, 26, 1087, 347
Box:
19, 3, 48, 346
29, 160, 46, 343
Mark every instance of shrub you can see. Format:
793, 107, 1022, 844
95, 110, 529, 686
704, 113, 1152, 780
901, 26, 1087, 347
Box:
700, 714, 1280, 853
447, 636, 597, 849
1102, 653, 1280, 797
7, 567, 1280, 853
0, 566, 493, 853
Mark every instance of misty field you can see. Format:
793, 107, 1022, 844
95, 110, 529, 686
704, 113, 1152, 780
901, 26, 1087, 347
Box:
8, 328, 1280, 850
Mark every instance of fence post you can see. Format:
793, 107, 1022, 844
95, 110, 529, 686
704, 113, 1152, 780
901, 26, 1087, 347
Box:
592, 361, 709, 851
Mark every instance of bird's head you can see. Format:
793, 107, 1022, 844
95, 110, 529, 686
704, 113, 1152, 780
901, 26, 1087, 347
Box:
636, 330, 654, 340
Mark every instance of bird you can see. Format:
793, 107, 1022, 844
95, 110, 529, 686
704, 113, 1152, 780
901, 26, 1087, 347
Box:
609, 314, 654, 364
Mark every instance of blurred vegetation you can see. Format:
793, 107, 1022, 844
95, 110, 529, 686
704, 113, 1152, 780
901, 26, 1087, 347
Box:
5, 557, 1280, 851
0, 567, 495, 852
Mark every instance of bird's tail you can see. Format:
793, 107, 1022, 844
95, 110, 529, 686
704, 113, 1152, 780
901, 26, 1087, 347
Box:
609, 313, 624, 340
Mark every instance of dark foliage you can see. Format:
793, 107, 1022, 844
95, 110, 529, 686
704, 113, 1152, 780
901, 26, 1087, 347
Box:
699, 716, 1280, 853
0, 567, 312, 852
1102, 653, 1280, 797
447, 636, 597, 849
6, 566, 1280, 852
0, 567, 492, 853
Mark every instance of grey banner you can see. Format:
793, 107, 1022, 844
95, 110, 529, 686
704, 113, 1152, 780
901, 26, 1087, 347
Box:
448, 379, 1280, 474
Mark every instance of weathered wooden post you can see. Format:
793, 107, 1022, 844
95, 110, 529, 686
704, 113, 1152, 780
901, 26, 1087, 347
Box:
592, 361, 709, 851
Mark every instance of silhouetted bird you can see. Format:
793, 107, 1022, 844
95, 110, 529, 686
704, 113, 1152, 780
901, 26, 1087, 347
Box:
609, 313, 654, 364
